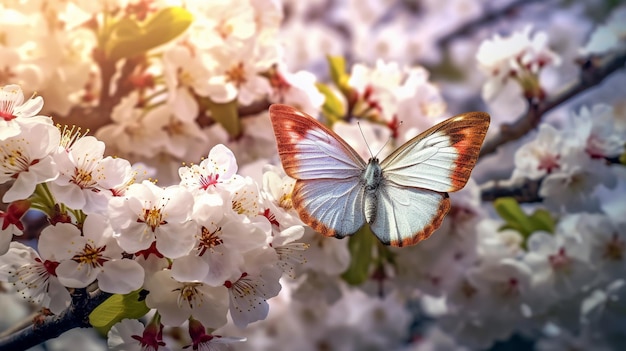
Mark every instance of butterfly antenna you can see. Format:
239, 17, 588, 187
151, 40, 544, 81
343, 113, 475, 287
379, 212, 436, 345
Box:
357, 121, 375, 159
373, 120, 402, 159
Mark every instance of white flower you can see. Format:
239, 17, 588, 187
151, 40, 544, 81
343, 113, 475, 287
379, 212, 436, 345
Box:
108, 319, 172, 351
268, 68, 324, 116
225, 266, 282, 328
581, 6, 626, 55
512, 124, 566, 180
476, 26, 561, 100
49, 135, 130, 214
567, 104, 626, 159
576, 213, 626, 280
163, 45, 212, 122
95, 94, 170, 158
0, 200, 29, 255
299, 228, 350, 276
540, 150, 617, 213
179, 144, 242, 195
50, 215, 145, 294
524, 229, 595, 310
0, 241, 70, 314
270, 225, 307, 278
186, 317, 247, 351
186, 0, 257, 50
144, 270, 229, 328
109, 181, 196, 258
261, 166, 310, 232
0, 47, 43, 90
0, 122, 59, 203
206, 40, 273, 105
171, 201, 268, 286
465, 259, 532, 320
0, 84, 48, 140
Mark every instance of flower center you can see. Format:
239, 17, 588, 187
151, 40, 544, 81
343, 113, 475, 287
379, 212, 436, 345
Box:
138, 206, 167, 231
197, 226, 223, 256
72, 243, 108, 268
174, 282, 204, 309
200, 173, 219, 190
225, 62, 247, 87
71, 167, 99, 189
548, 247, 570, 271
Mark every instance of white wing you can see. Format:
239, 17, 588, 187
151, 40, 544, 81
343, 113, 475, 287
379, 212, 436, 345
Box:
270, 104, 366, 180
270, 104, 367, 238
381, 112, 489, 192
369, 182, 450, 247
292, 178, 366, 238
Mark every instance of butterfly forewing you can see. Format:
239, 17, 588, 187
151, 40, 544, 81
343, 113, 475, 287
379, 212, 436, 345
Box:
269, 104, 366, 180
380, 112, 490, 193
369, 183, 451, 247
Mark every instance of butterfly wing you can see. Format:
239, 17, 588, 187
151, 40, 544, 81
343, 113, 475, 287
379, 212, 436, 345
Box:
269, 104, 367, 238
269, 104, 366, 180
368, 183, 450, 247
380, 112, 490, 192
292, 179, 366, 238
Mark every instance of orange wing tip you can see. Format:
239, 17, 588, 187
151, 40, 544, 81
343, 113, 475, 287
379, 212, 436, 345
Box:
445, 112, 491, 192
388, 196, 451, 247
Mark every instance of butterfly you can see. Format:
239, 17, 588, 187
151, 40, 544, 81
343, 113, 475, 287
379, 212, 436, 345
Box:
269, 104, 490, 247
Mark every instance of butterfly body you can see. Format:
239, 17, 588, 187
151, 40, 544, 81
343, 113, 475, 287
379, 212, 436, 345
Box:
270, 104, 490, 247
362, 158, 383, 223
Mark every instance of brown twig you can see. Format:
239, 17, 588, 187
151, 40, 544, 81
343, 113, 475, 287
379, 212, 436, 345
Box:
479, 157, 624, 203
0, 289, 111, 351
437, 0, 544, 47
479, 48, 626, 158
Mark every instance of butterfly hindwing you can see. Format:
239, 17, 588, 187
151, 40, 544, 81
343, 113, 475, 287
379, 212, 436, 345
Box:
292, 178, 366, 238
269, 104, 366, 180
369, 182, 451, 247
381, 112, 490, 192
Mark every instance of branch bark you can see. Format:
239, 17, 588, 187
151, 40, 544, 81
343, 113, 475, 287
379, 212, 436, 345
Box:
437, 0, 544, 47
479, 48, 626, 158
0, 289, 111, 351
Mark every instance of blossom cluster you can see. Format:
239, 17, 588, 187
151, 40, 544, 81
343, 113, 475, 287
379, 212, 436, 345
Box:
0, 85, 310, 349
0, 1, 625, 351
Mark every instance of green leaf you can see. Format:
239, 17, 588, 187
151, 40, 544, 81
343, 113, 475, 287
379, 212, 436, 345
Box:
494, 197, 556, 246
341, 225, 375, 285
619, 150, 626, 165
207, 99, 241, 138
106, 7, 193, 61
315, 83, 346, 125
89, 289, 149, 335
326, 55, 353, 96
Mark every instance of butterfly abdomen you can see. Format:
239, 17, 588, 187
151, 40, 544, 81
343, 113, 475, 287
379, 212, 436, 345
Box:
363, 159, 384, 223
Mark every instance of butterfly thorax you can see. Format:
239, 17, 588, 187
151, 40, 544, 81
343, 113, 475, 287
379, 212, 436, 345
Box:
363, 158, 384, 191
363, 158, 384, 224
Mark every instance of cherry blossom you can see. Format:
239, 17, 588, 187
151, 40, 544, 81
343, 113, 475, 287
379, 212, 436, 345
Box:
0, 241, 70, 314
50, 215, 145, 294
179, 144, 242, 195
108, 318, 171, 351
225, 265, 282, 328
144, 269, 229, 328
0, 84, 48, 140
109, 181, 196, 258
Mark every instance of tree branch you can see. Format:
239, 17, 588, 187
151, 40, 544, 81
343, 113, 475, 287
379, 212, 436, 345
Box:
479, 48, 626, 158
0, 289, 111, 351
437, 0, 544, 47
480, 178, 544, 203
480, 157, 624, 203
